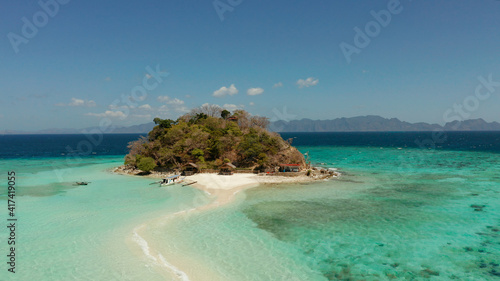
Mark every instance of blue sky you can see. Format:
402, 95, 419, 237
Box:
1, 0, 500, 131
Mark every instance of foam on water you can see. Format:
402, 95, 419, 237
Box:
132, 226, 158, 263
132, 225, 191, 281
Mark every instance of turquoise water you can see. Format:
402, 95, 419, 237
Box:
240, 147, 500, 280
0, 156, 209, 280
1, 146, 499, 280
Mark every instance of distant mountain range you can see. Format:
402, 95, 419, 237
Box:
2, 116, 500, 134
270, 116, 500, 132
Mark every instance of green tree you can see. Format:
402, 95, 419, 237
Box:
221, 109, 231, 120
237, 129, 265, 163
137, 157, 157, 173
154, 118, 176, 129
257, 153, 268, 165
190, 113, 208, 124
124, 154, 137, 166
191, 149, 204, 158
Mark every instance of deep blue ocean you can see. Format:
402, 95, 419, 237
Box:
1, 131, 499, 159
0, 134, 142, 158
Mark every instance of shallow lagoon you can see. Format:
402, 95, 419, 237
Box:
240, 147, 500, 280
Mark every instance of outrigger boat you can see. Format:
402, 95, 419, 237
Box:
75, 181, 90, 186
181, 181, 197, 187
159, 175, 185, 186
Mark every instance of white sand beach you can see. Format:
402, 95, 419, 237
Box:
188, 173, 326, 203
113, 165, 337, 197
190, 173, 259, 190
116, 170, 336, 281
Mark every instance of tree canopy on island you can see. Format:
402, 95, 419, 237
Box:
125, 105, 305, 172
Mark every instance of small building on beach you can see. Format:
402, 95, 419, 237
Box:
279, 164, 301, 172
219, 163, 236, 175
182, 163, 199, 176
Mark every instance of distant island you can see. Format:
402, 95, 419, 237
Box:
270, 116, 500, 132
123, 105, 306, 173
2, 115, 500, 135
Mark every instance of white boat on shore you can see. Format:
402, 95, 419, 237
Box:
160, 175, 184, 186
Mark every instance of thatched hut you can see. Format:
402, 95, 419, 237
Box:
219, 163, 236, 175
182, 163, 199, 176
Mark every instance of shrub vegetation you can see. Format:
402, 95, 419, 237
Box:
125, 105, 305, 172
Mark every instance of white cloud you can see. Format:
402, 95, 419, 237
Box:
169, 98, 185, 105
273, 82, 283, 88
176, 106, 189, 113
132, 114, 152, 119
128, 95, 146, 102
56, 98, 96, 107
249, 102, 255, 106
162, 103, 188, 113
156, 96, 186, 114
85, 110, 126, 119
109, 104, 128, 110
296, 77, 319, 88
213, 84, 238, 97
145, 73, 152, 79
247, 87, 264, 96
138, 104, 152, 110
223, 104, 244, 111
70, 98, 86, 106
157, 96, 185, 105
157, 96, 169, 103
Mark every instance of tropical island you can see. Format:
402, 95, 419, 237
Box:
116, 104, 337, 183
115, 106, 339, 278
